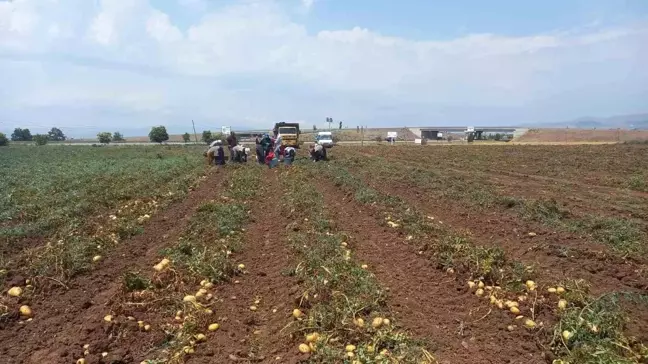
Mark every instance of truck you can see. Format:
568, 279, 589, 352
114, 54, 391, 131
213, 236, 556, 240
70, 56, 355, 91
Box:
273, 122, 300, 148
316, 131, 334, 148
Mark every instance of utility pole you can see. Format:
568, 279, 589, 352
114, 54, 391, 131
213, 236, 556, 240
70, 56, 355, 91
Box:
326, 117, 333, 130
192, 120, 198, 144
361, 125, 364, 146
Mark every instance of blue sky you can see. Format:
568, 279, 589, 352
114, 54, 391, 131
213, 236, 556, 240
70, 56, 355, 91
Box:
1, 0, 647, 137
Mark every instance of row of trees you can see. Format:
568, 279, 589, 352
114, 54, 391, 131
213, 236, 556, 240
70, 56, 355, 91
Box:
3, 126, 233, 146
10, 127, 66, 142
96, 132, 125, 144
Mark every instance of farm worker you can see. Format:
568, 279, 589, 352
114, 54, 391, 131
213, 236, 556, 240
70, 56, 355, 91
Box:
310, 143, 325, 162
255, 134, 265, 164
274, 135, 283, 157
284, 146, 296, 166
226, 131, 238, 162
232, 144, 246, 163
265, 149, 278, 168
206, 140, 225, 166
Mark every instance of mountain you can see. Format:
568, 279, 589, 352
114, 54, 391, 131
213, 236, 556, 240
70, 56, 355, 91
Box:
528, 113, 648, 129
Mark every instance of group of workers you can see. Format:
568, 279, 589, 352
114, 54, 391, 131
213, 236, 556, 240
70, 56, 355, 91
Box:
205, 131, 328, 167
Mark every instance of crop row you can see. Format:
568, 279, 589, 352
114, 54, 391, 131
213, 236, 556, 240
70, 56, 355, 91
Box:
306, 162, 647, 364
334, 154, 647, 258
0, 146, 207, 284
98, 166, 261, 364
279, 166, 435, 363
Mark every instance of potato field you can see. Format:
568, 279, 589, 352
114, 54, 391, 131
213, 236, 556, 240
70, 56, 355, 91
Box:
0, 144, 646, 364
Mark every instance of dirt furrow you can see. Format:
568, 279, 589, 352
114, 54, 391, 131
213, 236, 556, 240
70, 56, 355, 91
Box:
352, 172, 648, 294
189, 168, 302, 364
0, 169, 226, 364
316, 180, 548, 364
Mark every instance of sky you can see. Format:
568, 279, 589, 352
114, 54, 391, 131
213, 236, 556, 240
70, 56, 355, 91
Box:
1, 0, 647, 137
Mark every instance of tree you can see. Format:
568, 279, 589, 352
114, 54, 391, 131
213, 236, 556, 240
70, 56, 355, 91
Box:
211, 132, 224, 143
11, 128, 32, 141
97, 132, 112, 144
34, 134, 49, 145
112, 132, 124, 142
494, 133, 502, 141
339, 121, 342, 129
149, 126, 169, 143
182, 132, 191, 143
202, 130, 213, 144
357, 126, 360, 133
313, 124, 317, 131
48, 127, 66, 141
0, 132, 8, 146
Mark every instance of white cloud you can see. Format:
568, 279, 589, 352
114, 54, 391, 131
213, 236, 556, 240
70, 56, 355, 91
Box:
1, 0, 647, 135
301, 0, 315, 11
146, 10, 182, 43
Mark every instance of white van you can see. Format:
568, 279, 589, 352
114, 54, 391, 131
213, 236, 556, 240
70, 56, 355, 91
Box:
316, 131, 334, 148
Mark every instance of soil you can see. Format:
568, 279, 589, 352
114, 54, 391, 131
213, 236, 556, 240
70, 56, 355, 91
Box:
2, 145, 647, 364
349, 166, 648, 294
316, 180, 552, 364
0, 169, 227, 364
187, 168, 303, 364
516, 129, 648, 143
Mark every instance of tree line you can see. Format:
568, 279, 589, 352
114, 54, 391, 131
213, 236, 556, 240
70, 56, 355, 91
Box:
1, 125, 231, 147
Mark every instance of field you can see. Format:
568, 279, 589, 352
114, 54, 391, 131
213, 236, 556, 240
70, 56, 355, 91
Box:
0, 143, 647, 364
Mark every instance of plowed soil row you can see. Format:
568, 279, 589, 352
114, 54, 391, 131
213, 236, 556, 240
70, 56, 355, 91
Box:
355, 149, 648, 220
0, 169, 226, 364
187, 168, 302, 363
346, 166, 647, 294
315, 180, 549, 364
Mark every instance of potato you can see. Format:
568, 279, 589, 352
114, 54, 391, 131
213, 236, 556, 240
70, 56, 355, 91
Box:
7, 287, 23, 297
524, 319, 536, 329
558, 299, 567, 310
19, 305, 32, 317
371, 317, 383, 329
298, 343, 311, 353
345, 344, 356, 352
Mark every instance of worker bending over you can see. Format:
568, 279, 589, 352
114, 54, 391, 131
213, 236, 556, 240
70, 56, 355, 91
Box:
284, 146, 296, 166
309, 143, 327, 162
206, 140, 226, 166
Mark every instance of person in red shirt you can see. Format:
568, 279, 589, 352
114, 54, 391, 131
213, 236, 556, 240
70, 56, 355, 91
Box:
265, 149, 276, 168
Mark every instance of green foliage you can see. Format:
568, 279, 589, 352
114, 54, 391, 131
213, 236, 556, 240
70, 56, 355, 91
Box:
112, 132, 124, 142
122, 271, 152, 291
519, 198, 569, 224
11, 128, 32, 141
48, 127, 66, 141
201, 130, 213, 144
570, 217, 646, 256
553, 289, 648, 364
627, 174, 646, 191
33, 134, 49, 145
162, 167, 260, 283
281, 167, 434, 363
182, 132, 191, 143
0, 132, 8, 146
149, 126, 170, 143
0, 146, 206, 279
97, 132, 112, 144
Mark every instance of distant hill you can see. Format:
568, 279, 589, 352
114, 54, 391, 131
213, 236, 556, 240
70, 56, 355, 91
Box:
529, 113, 648, 129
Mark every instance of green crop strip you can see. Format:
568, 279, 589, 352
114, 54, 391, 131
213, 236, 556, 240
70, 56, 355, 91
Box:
280, 166, 435, 363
